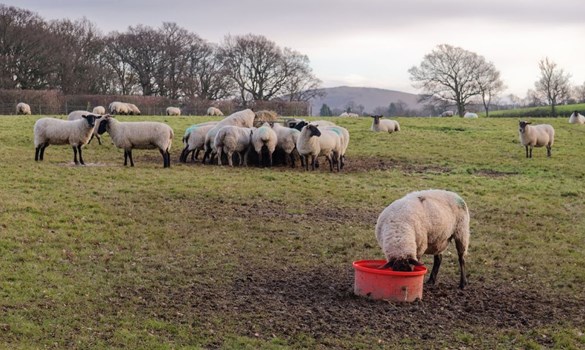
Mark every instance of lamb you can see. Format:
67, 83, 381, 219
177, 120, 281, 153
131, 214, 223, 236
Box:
272, 122, 301, 167
568, 111, 585, 124
202, 109, 257, 164
126, 103, 141, 115
206, 107, 224, 116
68, 110, 106, 145
16, 102, 31, 115
97, 115, 174, 168
464, 112, 478, 118
213, 125, 254, 166
108, 101, 129, 115
296, 124, 342, 171
251, 122, 278, 167
34, 114, 102, 165
371, 115, 400, 133
166, 107, 181, 116
375, 189, 470, 289
92, 106, 106, 115
518, 120, 555, 158
179, 121, 218, 163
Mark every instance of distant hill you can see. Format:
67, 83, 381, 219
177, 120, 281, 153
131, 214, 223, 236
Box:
309, 86, 423, 116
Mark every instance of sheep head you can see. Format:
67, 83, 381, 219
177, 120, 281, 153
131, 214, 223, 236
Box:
306, 124, 321, 137
81, 114, 102, 128
379, 258, 424, 272
518, 120, 532, 134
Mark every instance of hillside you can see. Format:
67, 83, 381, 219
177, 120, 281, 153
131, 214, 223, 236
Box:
310, 86, 423, 116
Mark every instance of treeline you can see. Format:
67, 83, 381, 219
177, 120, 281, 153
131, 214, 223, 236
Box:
0, 4, 323, 107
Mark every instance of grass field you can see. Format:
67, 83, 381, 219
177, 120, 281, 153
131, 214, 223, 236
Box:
1, 114, 584, 349
486, 103, 585, 118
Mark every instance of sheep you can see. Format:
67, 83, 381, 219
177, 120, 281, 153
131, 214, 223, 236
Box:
92, 106, 106, 115
568, 111, 585, 124
16, 102, 31, 115
339, 112, 349, 117
292, 120, 336, 131
97, 115, 174, 168
166, 107, 181, 116
272, 122, 301, 167
321, 125, 350, 169
108, 101, 129, 115
376, 189, 470, 289
206, 107, 224, 116
440, 110, 454, 117
202, 109, 257, 164
126, 103, 141, 115
464, 112, 478, 118
518, 120, 555, 158
296, 124, 342, 171
284, 118, 306, 129
347, 112, 359, 117
68, 110, 106, 145
213, 125, 254, 166
179, 121, 218, 163
34, 114, 102, 165
251, 122, 278, 167
254, 110, 278, 127
371, 115, 400, 133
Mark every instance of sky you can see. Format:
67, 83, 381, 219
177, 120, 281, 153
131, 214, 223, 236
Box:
4, 0, 585, 97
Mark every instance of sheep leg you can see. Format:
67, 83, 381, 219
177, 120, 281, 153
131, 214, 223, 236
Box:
268, 150, 273, 167
96, 135, 102, 145
193, 149, 200, 161
179, 146, 189, 163
289, 152, 296, 168
257, 148, 263, 167
165, 150, 171, 168
202, 148, 211, 164
326, 155, 333, 171
457, 251, 467, 289
160, 149, 167, 168
77, 145, 85, 165
35, 146, 41, 161
547, 145, 552, 157
39, 143, 48, 161
128, 150, 134, 167
123, 150, 129, 166
217, 147, 223, 165
72, 146, 79, 165
426, 254, 442, 285
525, 145, 529, 158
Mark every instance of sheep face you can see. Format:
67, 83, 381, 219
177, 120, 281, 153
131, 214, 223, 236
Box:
518, 120, 531, 134
97, 116, 112, 134
371, 115, 382, 124
381, 258, 424, 272
306, 124, 321, 137
82, 114, 101, 128
293, 121, 308, 131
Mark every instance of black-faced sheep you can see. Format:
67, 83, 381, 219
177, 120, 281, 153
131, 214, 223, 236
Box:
518, 121, 555, 158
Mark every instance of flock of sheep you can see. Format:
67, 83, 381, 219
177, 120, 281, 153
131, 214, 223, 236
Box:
22, 100, 585, 292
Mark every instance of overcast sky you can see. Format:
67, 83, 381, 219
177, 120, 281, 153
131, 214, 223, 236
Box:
4, 0, 585, 97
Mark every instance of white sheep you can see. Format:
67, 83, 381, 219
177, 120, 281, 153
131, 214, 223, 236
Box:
321, 125, 350, 169
296, 124, 342, 171
213, 125, 254, 166
568, 111, 585, 124
202, 109, 257, 164
464, 112, 478, 118
347, 112, 359, 118
108, 101, 129, 115
34, 114, 102, 165
68, 110, 106, 145
376, 189, 470, 289
440, 110, 454, 117
339, 112, 349, 117
97, 116, 174, 168
272, 122, 301, 167
251, 122, 278, 167
206, 107, 224, 116
179, 121, 218, 163
371, 115, 400, 133
92, 106, 106, 115
518, 120, 555, 158
126, 103, 141, 115
16, 102, 31, 115
166, 107, 181, 116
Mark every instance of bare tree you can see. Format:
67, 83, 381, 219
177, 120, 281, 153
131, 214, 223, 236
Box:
535, 57, 571, 117
280, 48, 324, 102
474, 61, 505, 118
409, 44, 495, 117
572, 82, 585, 103
524, 89, 543, 107
183, 42, 234, 100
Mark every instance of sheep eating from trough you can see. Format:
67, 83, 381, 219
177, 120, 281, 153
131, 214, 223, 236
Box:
518, 120, 555, 158
251, 122, 278, 167
179, 121, 219, 163
376, 189, 470, 289
202, 109, 257, 164
97, 116, 174, 168
213, 125, 254, 167
34, 114, 102, 165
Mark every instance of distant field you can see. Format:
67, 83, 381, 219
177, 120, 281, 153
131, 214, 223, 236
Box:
1, 115, 584, 349
485, 103, 585, 118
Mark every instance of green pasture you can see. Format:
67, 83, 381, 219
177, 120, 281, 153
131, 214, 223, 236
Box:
0, 115, 584, 349
486, 103, 585, 118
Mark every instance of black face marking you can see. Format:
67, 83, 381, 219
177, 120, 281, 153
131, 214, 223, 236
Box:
97, 117, 109, 134
307, 124, 321, 137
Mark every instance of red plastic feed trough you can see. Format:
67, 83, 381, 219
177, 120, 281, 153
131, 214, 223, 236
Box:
353, 260, 428, 302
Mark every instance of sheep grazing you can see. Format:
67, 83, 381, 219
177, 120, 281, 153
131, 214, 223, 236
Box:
251, 122, 278, 167
108, 101, 129, 115
213, 125, 254, 166
92, 106, 106, 115
569, 111, 585, 124
34, 114, 102, 165
126, 103, 141, 115
518, 121, 555, 158
376, 189, 470, 289
206, 107, 224, 116
371, 115, 400, 133
16, 102, 31, 115
440, 110, 454, 117
464, 112, 478, 118
97, 116, 174, 168
273, 122, 301, 167
179, 121, 218, 163
296, 124, 342, 171
68, 110, 106, 145
202, 109, 257, 164
166, 107, 181, 116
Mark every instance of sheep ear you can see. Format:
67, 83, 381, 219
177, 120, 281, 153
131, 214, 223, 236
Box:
408, 258, 424, 266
